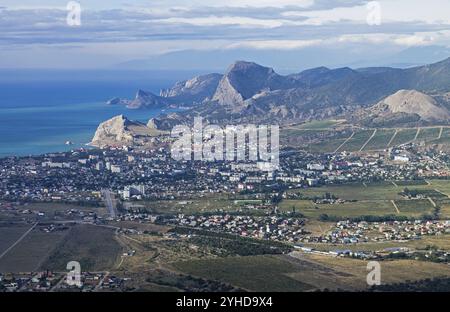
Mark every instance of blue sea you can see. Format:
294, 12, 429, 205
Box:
0, 69, 203, 157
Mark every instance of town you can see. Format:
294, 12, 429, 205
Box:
1, 133, 450, 292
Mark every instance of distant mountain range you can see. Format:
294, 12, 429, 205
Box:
105, 57, 450, 130
116, 45, 450, 72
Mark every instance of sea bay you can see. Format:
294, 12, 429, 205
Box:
0, 70, 197, 157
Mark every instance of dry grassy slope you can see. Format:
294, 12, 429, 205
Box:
371, 89, 450, 122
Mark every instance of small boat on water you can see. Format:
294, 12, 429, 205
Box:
65, 141, 74, 145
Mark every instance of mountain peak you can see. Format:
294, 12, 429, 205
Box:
136, 89, 151, 98
90, 115, 152, 148
127, 89, 168, 109
370, 89, 450, 122
213, 60, 292, 107
110, 114, 128, 123
159, 73, 222, 104
229, 59, 268, 67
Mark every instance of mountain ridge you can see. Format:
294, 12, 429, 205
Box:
109, 57, 450, 130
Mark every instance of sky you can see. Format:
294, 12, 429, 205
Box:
1, 0, 450, 71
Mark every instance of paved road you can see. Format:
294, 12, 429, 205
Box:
101, 189, 117, 218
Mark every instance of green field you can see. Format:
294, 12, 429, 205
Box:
394, 199, 435, 216
388, 129, 415, 147
280, 199, 398, 219
394, 180, 428, 186
288, 183, 403, 201
339, 130, 374, 152
430, 128, 450, 145
281, 127, 350, 153
416, 128, 440, 142
362, 129, 395, 151
285, 125, 450, 154
307, 137, 348, 154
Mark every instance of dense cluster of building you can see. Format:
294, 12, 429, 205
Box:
0, 271, 124, 292
166, 214, 306, 242
1, 141, 448, 204
301, 220, 450, 244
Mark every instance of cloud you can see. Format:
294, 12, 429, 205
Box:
224, 31, 450, 51
225, 39, 324, 50
1, 0, 450, 68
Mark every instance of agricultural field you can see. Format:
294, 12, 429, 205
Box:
430, 127, 450, 145
394, 199, 435, 217
281, 128, 351, 153
41, 224, 123, 272
281, 120, 450, 153
0, 223, 31, 254
388, 129, 418, 146
416, 127, 440, 142
307, 137, 348, 154
362, 129, 395, 151
0, 225, 69, 273
282, 180, 450, 220
338, 130, 374, 152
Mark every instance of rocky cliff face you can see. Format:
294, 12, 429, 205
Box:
126, 90, 169, 109
160, 73, 222, 104
212, 61, 301, 108
91, 115, 155, 148
106, 74, 222, 110
103, 57, 450, 131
